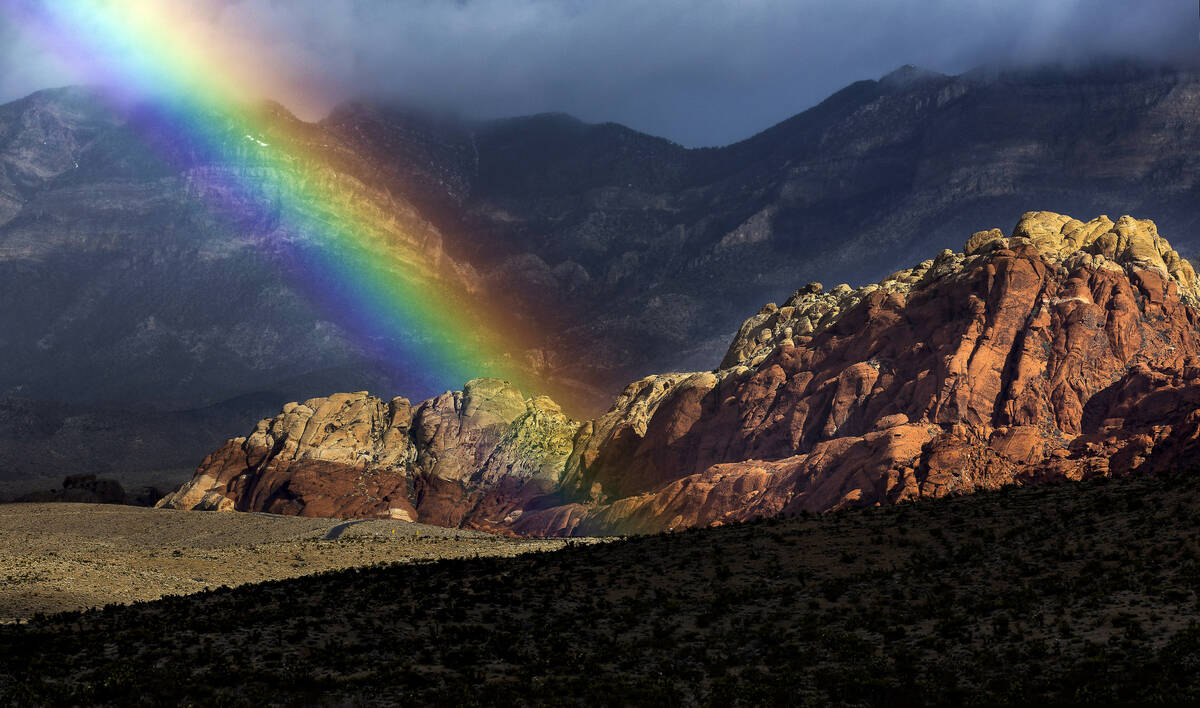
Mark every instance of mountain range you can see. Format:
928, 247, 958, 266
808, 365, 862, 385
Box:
3, 61, 1200, 497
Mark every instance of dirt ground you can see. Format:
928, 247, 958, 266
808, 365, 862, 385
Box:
0, 503, 582, 621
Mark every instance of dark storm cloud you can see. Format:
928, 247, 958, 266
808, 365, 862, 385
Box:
2, 0, 1197, 146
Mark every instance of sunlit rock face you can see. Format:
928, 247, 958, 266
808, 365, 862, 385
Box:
158, 380, 580, 527
165, 213, 1200, 536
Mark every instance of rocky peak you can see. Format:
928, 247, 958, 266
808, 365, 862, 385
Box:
723, 211, 1198, 369
967, 211, 1198, 300
0, 86, 122, 219
879, 64, 947, 90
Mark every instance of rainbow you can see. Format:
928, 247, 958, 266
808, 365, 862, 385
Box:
6, 0, 581, 410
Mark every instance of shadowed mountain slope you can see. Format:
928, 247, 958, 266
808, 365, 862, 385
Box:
327, 62, 1200, 385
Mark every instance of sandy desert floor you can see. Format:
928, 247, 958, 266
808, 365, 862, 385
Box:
0, 502, 583, 621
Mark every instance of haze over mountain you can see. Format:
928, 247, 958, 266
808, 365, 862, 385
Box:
3, 61, 1200, 496
4, 0, 1195, 146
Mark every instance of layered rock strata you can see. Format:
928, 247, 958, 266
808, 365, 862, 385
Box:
162, 212, 1200, 535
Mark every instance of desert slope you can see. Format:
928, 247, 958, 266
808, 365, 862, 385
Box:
162, 211, 1200, 535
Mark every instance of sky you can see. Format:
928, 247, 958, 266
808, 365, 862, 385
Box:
1, 0, 1197, 147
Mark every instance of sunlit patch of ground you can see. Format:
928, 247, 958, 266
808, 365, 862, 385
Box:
0, 503, 584, 621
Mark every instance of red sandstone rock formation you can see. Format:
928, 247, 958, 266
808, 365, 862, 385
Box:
161, 212, 1200, 536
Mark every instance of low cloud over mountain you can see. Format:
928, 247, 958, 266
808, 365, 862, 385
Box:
2, 0, 1196, 146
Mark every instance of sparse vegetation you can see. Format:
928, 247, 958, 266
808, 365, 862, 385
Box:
4, 471, 1200, 705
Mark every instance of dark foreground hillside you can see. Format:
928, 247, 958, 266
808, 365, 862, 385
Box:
4, 471, 1200, 706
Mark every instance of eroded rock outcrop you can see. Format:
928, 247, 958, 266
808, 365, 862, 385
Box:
162, 212, 1200, 535
158, 380, 579, 524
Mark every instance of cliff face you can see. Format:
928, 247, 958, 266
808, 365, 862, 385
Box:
162, 212, 1200, 535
